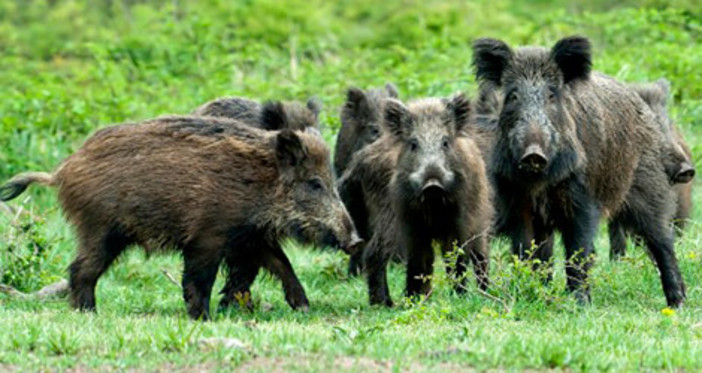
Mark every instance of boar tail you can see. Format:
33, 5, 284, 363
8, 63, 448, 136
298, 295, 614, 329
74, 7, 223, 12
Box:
0, 172, 55, 201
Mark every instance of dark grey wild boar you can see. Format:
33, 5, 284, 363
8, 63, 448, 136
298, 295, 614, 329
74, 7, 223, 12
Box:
473, 36, 686, 307
0, 116, 362, 320
362, 94, 492, 306
192, 96, 321, 131
334, 83, 399, 176
609, 79, 694, 260
334, 83, 400, 276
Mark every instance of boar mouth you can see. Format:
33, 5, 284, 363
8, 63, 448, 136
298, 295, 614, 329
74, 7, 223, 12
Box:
420, 178, 447, 204
343, 233, 364, 255
289, 221, 357, 253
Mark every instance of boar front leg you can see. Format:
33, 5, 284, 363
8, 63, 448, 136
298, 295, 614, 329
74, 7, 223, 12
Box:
558, 184, 599, 305
404, 231, 434, 301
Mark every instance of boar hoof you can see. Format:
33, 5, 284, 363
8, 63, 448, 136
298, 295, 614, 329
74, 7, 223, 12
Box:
287, 296, 310, 312
572, 289, 591, 306
666, 291, 685, 309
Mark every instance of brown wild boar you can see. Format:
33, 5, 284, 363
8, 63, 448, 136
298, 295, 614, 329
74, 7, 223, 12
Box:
473, 36, 686, 307
337, 130, 400, 303
192, 96, 321, 131
0, 115, 361, 320
609, 79, 694, 260
362, 94, 492, 306
334, 83, 400, 276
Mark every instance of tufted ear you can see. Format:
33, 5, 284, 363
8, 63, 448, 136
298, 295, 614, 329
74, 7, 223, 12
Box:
261, 101, 287, 130
634, 80, 670, 110
550, 36, 592, 85
654, 78, 671, 106
385, 83, 400, 98
306, 97, 322, 119
472, 38, 513, 86
345, 87, 370, 115
445, 93, 472, 133
276, 129, 308, 167
383, 99, 411, 138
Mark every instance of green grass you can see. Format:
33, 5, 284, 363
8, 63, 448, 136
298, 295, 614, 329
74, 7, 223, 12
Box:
1, 0, 701, 371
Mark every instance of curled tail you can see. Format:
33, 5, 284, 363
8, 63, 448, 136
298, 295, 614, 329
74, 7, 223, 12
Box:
0, 172, 55, 201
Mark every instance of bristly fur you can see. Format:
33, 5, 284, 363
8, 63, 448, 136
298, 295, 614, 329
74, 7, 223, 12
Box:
356, 95, 492, 306
334, 83, 401, 276
1, 115, 359, 320
472, 35, 685, 308
192, 97, 320, 131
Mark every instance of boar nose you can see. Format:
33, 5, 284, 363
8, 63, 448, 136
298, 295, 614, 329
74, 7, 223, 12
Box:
519, 144, 548, 172
344, 231, 364, 255
674, 163, 695, 184
422, 178, 444, 193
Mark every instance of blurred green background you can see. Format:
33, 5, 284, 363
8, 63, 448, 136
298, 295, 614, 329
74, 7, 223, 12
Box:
0, 1, 701, 370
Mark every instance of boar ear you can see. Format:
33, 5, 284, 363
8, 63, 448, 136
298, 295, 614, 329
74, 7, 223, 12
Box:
383, 99, 411, 138
472, 38, 512, 86
276, 129, 308, 167
385, 83, 400, 98
306, 97, 322, 119
654, 78, 671, 106
345, 87, 370, 116
261, 101, 288, 130
634, 81, 669, 110
445, 93, 472, 133
550, 36, 592, 84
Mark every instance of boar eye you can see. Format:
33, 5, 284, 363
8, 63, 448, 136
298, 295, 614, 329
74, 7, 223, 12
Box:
369, 126, 380, 138
307, 178, 325, 192
442, 138, 450, 149
506, 91, 519, 103
547, 88, 557, 103
409, 138, 419, 152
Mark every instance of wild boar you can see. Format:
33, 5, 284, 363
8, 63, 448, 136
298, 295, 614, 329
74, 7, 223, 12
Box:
472, 36, 686, 307
0, 115, 361, 319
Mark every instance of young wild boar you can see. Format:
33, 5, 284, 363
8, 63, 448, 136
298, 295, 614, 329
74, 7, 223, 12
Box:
192, 97, 321, 131
337, 131, 400, 303
361, 94, 492, 306
473, 36, 686, 307
334, 83, 399, 176
334, 83, 400, 276
0, 116, 361, 320
609, 79, 695, 260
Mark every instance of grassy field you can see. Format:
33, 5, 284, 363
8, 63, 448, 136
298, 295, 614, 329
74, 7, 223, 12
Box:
1, 0, 701, 371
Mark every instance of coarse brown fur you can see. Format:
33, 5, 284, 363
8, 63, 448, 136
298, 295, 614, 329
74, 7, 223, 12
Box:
0, 115, 361, 320
334, 83, 400, 276
363, 94, 492, 306
473, 36, 685, 307
337, 132, 401, 299
192, 97, 321, 131
609, 79, 694, 260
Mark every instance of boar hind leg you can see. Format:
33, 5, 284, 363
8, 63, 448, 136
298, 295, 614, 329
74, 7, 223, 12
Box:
220, 241, 262, 311
364, 234, 393, 307
608, 218, 628, 261
182, 238, 222, 320
263, 243, 309, 311
466, 235, 490, 292
219, 262, 260, 312
69, 226, 131, 312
